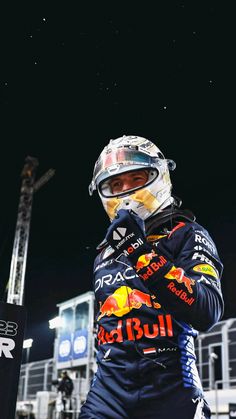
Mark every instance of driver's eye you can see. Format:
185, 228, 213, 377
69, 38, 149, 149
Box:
111, 180, 121, 189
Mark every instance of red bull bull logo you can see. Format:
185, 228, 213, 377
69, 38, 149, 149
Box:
97, 286, 161, 321
137, 255, 168, 281
164, 266, 195, 294
97, 314, 174, 344
135, 251, 158, 272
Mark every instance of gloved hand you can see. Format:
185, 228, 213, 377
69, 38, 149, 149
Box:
105, 209, 152, 262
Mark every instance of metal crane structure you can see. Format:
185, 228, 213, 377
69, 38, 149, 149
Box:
7, 156, 55, 306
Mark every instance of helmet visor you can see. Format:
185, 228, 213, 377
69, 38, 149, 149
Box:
99, 168, 159, 198
94, 148, 158, 184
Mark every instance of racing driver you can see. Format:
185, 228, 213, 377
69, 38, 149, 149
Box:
79, 135, 224, 419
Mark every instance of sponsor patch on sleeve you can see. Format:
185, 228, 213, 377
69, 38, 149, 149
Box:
192, 264, 218, 279
147, 234, 167, 242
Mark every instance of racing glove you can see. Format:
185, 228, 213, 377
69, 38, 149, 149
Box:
105, 209, 172, 280
105, 209, 151, 262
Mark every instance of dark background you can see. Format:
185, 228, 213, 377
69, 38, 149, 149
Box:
0, 3, 235, 361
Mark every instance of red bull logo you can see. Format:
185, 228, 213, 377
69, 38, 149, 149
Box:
97, 286, 161, 321
139, 255, 168, 281
135, 251, 158, 272
167, 282, 195, 306
97, 314, 174, 344
164, 266, 195, 294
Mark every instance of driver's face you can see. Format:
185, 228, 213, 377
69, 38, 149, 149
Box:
109, 170, 148, 194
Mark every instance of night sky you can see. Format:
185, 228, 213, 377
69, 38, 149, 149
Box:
0, 3, 235, 362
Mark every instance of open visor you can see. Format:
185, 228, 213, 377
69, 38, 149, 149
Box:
99, 167, 159, 198
88, 146, 176, 196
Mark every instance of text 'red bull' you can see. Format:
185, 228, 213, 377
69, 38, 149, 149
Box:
97, 314, 173, 345
167, 282, 195, 306
138, 256, 168, 280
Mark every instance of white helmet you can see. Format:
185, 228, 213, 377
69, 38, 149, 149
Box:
89, 135, 176, 220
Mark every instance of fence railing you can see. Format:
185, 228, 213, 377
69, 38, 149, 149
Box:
196, 318, 236, 390
18, 358, 54, 401
214, 379, 236, 419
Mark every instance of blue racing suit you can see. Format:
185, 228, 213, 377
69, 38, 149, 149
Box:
79, 208, 224, 419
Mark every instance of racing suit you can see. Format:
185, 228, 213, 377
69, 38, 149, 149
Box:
79, 207, 224, 419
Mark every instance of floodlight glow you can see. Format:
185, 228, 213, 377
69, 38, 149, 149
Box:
23, 338, 33, 349
49, 316, 64, 329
